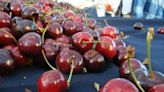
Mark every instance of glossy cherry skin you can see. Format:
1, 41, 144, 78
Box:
99, 78, 139, 92
56, 49, 84, 73
0, 49, 15, 75
85, 18, 96, 29
62, 19, 76, 35
157, 27, 164, 34
64, 10, 75, 18
18, 32, 42, 56
130, 69, 164, 91
83, 50, 105, 72
114, 40, 126, 48
96, 36, 117, 60
71, 14, 84, 22
42, 39, 60, 61
21, 6, 39, 20
47, 22, 63, 39
74, 21, 84, 33
38, 70, 68, 92
149, 84, 164, 92
11, 46, 32, 67
12, 19, 37, 38
0, 11, 12, 28
114, 46, 128, 65
10, 1, 23, 16
119, 58, 147, 79
55, 34, 71, 44
133, 22, 144, 30
72, 32, 94, 53
0, 27, 15, 46
99, 26, 118, 39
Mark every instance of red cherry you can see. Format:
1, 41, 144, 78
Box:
64, 10, 75, 18
96, 36, 117, 59
55, 34, 71, 44
0, 49, 15, 75
149, 84, 164, 92
119, 58, 148, 79
85, 18, 96, 29
62, 19, 76, 35
99, 78, 139, 92
83, 50, 105, 72
18, 32, 42, 56
157, 27, 164, 34
0, 27, 16, 46
0, 11, 12, 28
72, 32, 94, 53
71, 14, 84, 22
10, 1, 23, 16
114, 39, 126, 48
47, 22, 63, 39
99, 26, 118, 39
42, 38, 60, 61
74, 21, 84, 33
38, 70, 68, 92
56, 49, 84, 73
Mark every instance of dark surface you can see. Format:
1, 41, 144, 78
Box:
0, 17, 164, 92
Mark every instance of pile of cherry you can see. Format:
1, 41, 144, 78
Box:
0, 0, 164, 92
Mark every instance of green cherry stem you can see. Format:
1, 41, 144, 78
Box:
0, 29, 17, 44
127, 53, 145, 92
41, 49, 57, 70
41, 24, 50, 44
67, 60, 75, 87
146, 28, 154, 79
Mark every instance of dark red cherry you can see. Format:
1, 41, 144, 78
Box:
62, 19, 76, 35
10, 1, 23, 16
157, 27, 164, 34
114, 46, 128, 65
55, 34, 71, 44
119, 58, 148, 79
133, 22, 144, 30
38, 70, 68, 92
42, 38, 60, 61
18, 32, 42, 56
64, 10, 75, 18
53, 15, 65, 24
0, 27, 16, 46
99, 26, 118, 39
0, 11, 12, 28
74, 21, 84, 32
131, 69, 164, 91
71, 14, 84, 22
47, 22, 63, 39
96, 36, 117, 60
56, 49, 84, 73
149, 84, 164, 92
114, 39, 126, 48
11, 46, 32, 67
85, 18, 96, 29
72, 32, 94, 53
83, 50, 105, 72
12, 19, 37, 38
21, 6, 39, 20
0, 49, 15, 75
99, 78, 139, 92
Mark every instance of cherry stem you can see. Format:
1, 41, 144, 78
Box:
94, 82, 100, 92
83, 40, 111, 45
67, 59, 75, 87
0, 29, 17, 44
41, 49, 57, 70
127, 53, 145, 92
41, 24, 50, 44
146, 28, 154, 79
104, 19, 109, 26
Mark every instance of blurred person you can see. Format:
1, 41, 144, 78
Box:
133, 0, 164, 19
122, 0, 133, 17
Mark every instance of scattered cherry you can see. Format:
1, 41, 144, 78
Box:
0, 11, 12, 28
157, 27, 164, 34
133, 22, 144, 30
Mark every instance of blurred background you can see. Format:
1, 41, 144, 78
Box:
56, 0, 164, 19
